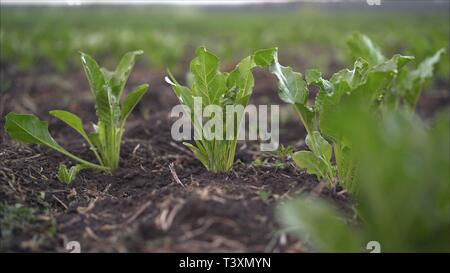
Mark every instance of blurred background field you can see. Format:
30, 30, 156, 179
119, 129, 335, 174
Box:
1, 2, 449, 83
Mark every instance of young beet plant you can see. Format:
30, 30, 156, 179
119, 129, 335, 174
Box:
261, 34, 444, 191
166, 47, 275, 172
4, 51, 149, 184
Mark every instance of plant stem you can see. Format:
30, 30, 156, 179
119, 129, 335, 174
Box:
58, 148, 110, 171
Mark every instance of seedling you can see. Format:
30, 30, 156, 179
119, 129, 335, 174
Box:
260, 34, 444, 190
4, 51, 149, 184
252, 158, 264, 168
273, 144, 294, 160
166, 47, 276, 172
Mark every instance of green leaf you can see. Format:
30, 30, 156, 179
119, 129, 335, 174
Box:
330, 58, 369, 90
253, 47, 277, 67
316, 59, 370, 141
166, 47, 267, 173
347, 33, 385, 65
402, 48, 445, 107
57, 164, 85, 184
5, 112, 62, 149
190, 47, 227, 105
373, 54, 414, 73
184, 142, 209, 170
292, 151, 328, 179
413, 48, 445, 80
254, 48, 309, 105
264, 51, 312, 132
278, 197, 362, 252
305, 69, 323, 86
120, 84, 149, 124
331, 104, 450, 251
49, 110, 89, 141
89, 130, 103, 153
109, 50, 143, 98
95, 85, 120, 129
226, 56, 256, 104
270, 57, 309, 105
100, 67, 114, 82
306, 131, 332, 163
79, 52, 105, 97
5, 112, 108, 171
166, 70, 194, 110
49, 109, 104, 164
365, 54, 414, 102
334, 142, 355, 193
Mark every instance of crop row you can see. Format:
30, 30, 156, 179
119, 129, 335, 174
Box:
1, 6, 449, 81
3, 33, 449, 252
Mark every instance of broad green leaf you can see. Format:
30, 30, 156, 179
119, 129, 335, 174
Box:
120, 84, 149, 124
49, 110, 89, 141
413, 48, 445, 80
402, 48, 445, 107
330, 58, 369, 89
110, 50, 143, 98
305, 69, 323, 86
314, 59, 369, 128
347, 33, 385, 65
5, 112, 108, 171
373, 54, 414, 73
316, 54, 413, 136
5, 112, 61, 149
255, 48, 309, 105
270, 59, 308, 105
278, 197, 362, 252
292, 151, 328, 179
253, 47, 277, 67
316, 59, 372, 141
366, 54, 414, 96
226, 56, 256, 104
306, 131, 332, 163
79, 52, 105, 97
190, 47, 227, 105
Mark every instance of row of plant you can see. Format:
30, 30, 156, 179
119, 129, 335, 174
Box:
2, 6, 449, 80
3, 33, 448, 252
266, 34, 449, 252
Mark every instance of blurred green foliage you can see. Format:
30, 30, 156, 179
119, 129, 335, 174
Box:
1, 6, 449, 81
0, 203, 37, 238
278, 105, 450, 252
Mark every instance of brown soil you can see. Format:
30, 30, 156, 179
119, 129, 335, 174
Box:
0, 62, 448, 252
